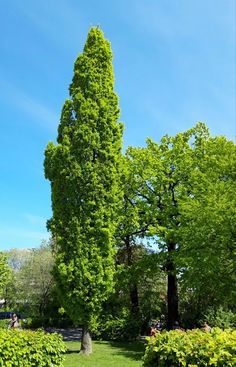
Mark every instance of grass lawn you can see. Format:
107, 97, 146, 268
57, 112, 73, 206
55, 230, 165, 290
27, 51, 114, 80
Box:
64, 340, 145, 367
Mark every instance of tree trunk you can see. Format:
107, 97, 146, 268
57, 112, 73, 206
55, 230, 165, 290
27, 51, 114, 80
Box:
166, 242, 179, 330
125, 235, 140, 316
80, 325, 92, 355
130, 283, 139, 315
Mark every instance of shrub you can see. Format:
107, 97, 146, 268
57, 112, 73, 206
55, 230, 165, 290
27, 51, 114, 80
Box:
93, 311, 141, 341
0, 319, 9, 329
143, 328, 236, 366
0, 329, 66, 367
203, 307, 236, 329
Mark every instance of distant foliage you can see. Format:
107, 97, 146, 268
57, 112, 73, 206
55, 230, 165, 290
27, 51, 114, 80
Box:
3, 243, 60, 327
0, 252, 11, 296
0, 329, 66, 367
94, 309, 141, 341
203, 307, 236, 329
143, 328, 236, 366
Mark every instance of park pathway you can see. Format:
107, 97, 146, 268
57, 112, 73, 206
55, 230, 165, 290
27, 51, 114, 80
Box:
46, 327, 82, 341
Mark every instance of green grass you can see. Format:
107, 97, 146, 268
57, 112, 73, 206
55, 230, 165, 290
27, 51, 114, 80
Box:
64, 340, 145, 367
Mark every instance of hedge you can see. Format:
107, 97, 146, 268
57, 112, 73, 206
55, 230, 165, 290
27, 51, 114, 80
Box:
143, 328, 236, 366
0, 329, 66, 367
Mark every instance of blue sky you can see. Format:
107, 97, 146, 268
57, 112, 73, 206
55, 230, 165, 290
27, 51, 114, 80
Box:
0, 0, 235, 250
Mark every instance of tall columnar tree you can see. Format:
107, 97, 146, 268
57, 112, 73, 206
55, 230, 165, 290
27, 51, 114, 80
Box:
44, 27, 123, 354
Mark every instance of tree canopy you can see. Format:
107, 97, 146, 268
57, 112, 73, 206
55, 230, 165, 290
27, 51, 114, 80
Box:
124, 123, 236, 328
44, 27, 123, 354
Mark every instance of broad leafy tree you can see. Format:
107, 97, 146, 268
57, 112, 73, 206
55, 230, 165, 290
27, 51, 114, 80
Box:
3, 243, 56, 324
178, 134, 236, 321
115, 160, 150, 319
2, 248, 30, 309
126, 126, 196, 329
18, 243, 55, 322
44, 27, 123, 354
114, 158, 164, 333
125, 123, 235, 329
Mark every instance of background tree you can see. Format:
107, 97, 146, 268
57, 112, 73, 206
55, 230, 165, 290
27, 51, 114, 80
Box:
125, 123, 235, 329
178, 135, 236, 326
3, 243, 59, 326
2, 248, 30, 310
111, 158, 167, 336
114, 160, 151, 324
94, 245, 166, 340
44, 27, 123, 354
17, 243, 55, 324
125, 126, 195, 329
0, 252, 11, 298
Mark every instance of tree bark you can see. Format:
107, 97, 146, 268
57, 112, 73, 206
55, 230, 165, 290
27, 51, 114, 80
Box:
124, 235, 140, 316
166, 242, 179, 330
130, 283, 139, 315
80, 325, 92, 355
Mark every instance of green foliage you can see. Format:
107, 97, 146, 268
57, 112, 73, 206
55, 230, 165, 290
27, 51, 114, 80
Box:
0, 319, 8, 329
178, 135, 236, 309
94, 309, 142, 340
91, 248, 166, 340
0, 329, 66, 367
125, 124, 211, 327
0, 252, 11, 296
115, 155, 168, 331
2, 248, 31, 309
18, 244, 54, 319
125, 123, 236, 328
203, 307, 236, 329
136, 253, 167, 325
143, 328, 236, 366
3, 243, 61, 327
44, 27, 123, 330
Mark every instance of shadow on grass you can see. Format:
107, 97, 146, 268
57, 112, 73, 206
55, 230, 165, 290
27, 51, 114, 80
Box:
96, 340, 146, 362
66, 349, 80, 354
65, 342, 81, 355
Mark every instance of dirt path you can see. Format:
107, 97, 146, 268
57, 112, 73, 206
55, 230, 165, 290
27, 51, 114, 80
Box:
46, 327, 82, 341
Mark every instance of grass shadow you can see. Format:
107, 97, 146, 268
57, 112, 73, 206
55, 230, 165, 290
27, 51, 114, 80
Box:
65, 339, 146, 364
66, 349, 80, 354
106, 340, 145, 362
65, 341, 81, 355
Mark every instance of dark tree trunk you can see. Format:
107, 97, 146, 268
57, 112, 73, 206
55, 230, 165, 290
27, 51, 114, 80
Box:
80, 325, 92, 355
124, 235, 140, 316
130, 283, 139, 315
166, 242, 179, 330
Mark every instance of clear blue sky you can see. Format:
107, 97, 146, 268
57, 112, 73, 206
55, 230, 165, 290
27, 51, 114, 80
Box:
0, 0, 235, 250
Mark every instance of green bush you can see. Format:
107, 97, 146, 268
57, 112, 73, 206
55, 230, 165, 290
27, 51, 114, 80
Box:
203, 307, 236, 329
0, 319, 9, 329
143, 328, 236, 366
0, 329, 66, 367
94, 311, 141, 341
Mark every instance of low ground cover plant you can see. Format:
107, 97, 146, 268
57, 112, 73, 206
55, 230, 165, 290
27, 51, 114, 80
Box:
0, 329, 66, 367
143, 328, 236, 366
